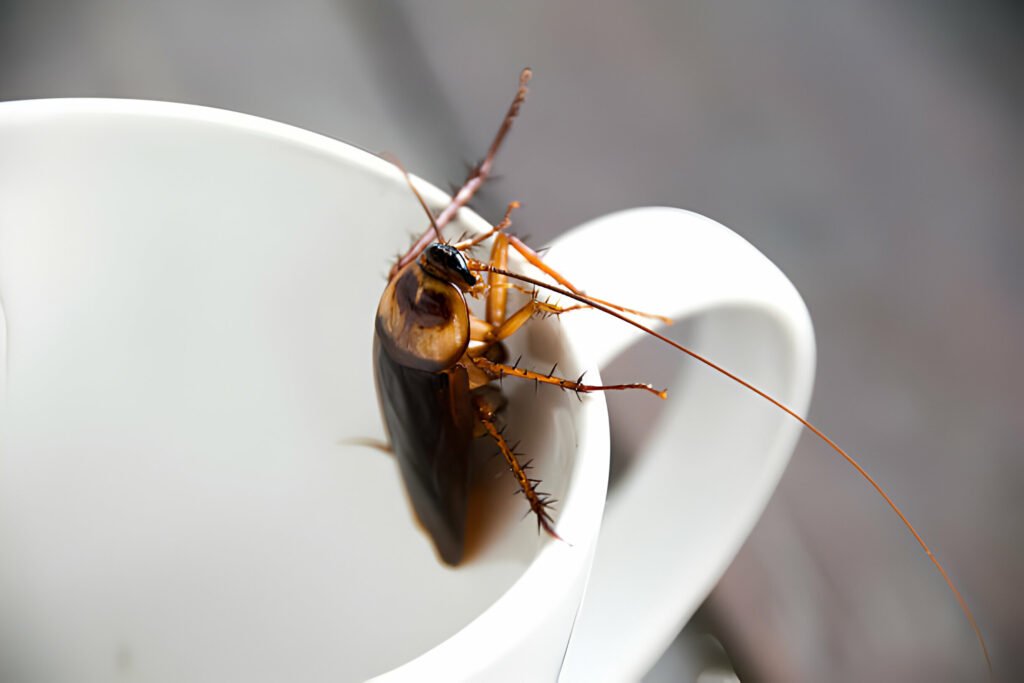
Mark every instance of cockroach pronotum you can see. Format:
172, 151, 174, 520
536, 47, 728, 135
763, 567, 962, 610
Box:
371, 69, 992, 676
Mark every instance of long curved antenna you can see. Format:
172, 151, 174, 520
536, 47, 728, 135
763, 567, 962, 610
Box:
471, 262, 993, 678
387, 156, 444, 244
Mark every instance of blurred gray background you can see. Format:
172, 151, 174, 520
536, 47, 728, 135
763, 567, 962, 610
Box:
1, 1, 1019, 681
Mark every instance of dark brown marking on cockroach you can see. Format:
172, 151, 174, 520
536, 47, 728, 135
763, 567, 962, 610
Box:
396, 267, 451, 327
376, 262, 470, 372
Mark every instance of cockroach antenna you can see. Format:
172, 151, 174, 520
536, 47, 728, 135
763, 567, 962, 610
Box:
387, 155, 445, 244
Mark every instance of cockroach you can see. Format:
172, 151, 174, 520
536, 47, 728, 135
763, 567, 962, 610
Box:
371, 69, 992, 676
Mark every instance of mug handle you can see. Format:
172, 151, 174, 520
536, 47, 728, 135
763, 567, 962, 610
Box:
542, 207, 816, 681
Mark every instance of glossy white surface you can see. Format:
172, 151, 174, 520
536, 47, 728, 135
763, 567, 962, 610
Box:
548, 209, 815, 681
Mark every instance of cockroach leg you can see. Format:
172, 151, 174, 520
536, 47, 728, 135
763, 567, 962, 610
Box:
477, 239, 674, 324
486, 233, 511, 326
471, 228, 589, 346
452, 201, 520, 251
472, 393, 562, 540
391, 69, 532, 277
489, 298, 543, 343
471, 356, 667, 400
477, 297, 586, 345
534, 299, 590, 317
468, 314, 494, 342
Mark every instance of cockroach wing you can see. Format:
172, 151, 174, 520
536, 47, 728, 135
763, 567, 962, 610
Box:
373, 337, 474, 565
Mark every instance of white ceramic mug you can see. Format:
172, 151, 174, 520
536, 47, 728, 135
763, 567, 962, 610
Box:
0, 100, 814, 682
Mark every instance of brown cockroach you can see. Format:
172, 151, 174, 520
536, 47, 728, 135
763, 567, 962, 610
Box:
371, 69, 992, 676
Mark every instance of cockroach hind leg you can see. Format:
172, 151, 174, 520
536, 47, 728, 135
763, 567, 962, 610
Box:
535, 503, 567, 544
473, 396, 569, 547
472, 355, 667, 400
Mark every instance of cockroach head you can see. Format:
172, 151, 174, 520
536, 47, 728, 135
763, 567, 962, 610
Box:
419, 243, 477, 291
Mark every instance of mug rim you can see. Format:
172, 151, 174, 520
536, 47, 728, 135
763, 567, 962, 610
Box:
0, 97, 612, 680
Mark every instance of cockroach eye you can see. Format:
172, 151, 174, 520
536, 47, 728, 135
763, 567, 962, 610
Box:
420, 242, 478, 289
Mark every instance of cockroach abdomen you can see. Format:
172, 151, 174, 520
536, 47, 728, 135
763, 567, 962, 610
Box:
373, 338, 474, 565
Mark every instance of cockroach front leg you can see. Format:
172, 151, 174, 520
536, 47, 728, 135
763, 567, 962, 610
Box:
471, 356, 667, 400
472, 393, 561, 539
468, 298, 588, 348
502, 236, 673, 324
483, 231, 579, 331
485, 233, 511, 327
465, 252, 670, 325
452, 201, 519, 252
468, 227, 588, 341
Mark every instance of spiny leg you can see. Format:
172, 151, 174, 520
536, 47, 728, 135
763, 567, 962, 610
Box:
472, 394, 561, 539
473, 224, 586, 342
505, 235, 673, 324
475, 297, 588, 346
391, 69, 532, 277
461, 201, 525, 310
466, 294, 588, 352
453, 201, 519, 251
472, 356, 667, 399
454, 199, 650, 331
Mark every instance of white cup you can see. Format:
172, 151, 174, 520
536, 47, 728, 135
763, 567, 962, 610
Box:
0, 100, 814, 682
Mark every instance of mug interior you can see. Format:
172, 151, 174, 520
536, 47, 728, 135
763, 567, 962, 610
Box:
0, 101, 601, 681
